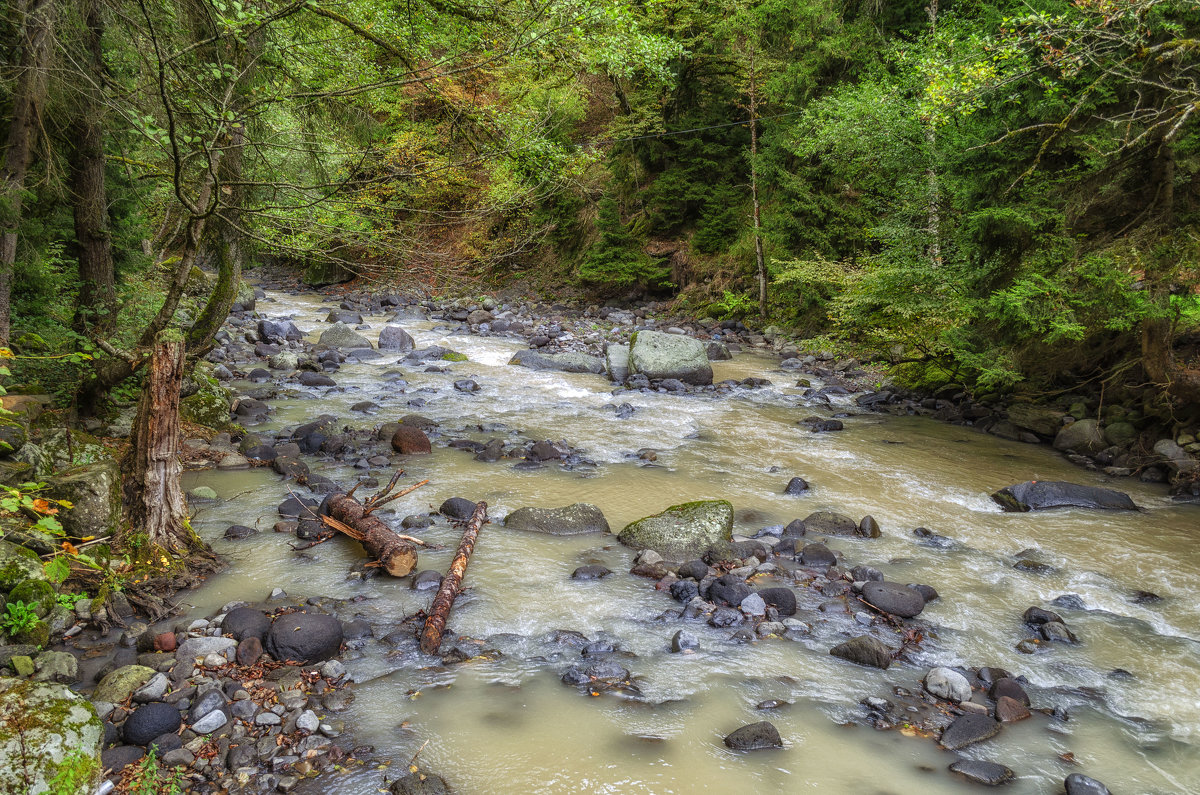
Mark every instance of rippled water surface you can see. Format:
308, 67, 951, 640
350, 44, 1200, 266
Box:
182, 291, 1200, 793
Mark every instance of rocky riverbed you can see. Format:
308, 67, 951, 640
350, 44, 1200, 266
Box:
2, 273, 1199, 794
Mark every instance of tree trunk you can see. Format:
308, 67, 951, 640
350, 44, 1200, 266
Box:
122, 332, 189, 552
748, 48, 766, 317
0, 0, 56, 347
69, 0, 116, 334
322, 492, 420, 576
420, 501, 487, 655
924, 0, 942, 270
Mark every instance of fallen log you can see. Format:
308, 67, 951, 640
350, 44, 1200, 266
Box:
420, 501, 487, 655
319, 477, 429, 576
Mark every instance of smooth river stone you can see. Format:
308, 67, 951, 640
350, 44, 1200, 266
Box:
860, 581, 925, 618
939, 713, 1001, 750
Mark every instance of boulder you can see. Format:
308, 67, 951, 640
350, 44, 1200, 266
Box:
860, 581, 925, 618
508, 349, 605, 375
706, 341, 732, 361
0, 679, 102, 794
503, 504, 609, 536
949, 760, 1014, 786
222, 607, 271, 642
390, 769, 451, 795
257, 319, 303, 343
302, 260, 354, 287
991, 481, 1137, 512
940, 713, 1000, 750
617, 500, 733, 559
829, 635, 892, 669
318, 322, 372, 350
391, 426, 432, 455
802, 511, 858, 536
604, 344, 630, 382
378, 326, 416, 352
1153, 438, 1198, 474
783, 477, 809, 495
924, 667, 971, 702
709, 574, 752, 607
1064, 774, 1112, 795
122, 702, 181, 746
92, 665, 156, 703
0, 539, 45, 590
439, 497, 477, 520
723, 721, 782, 750
1006, 404, 1066, 437
44, 460, 120, 538
265, 612, 343, 663
629, 330, 713, 385
1053, 419, 1108, 456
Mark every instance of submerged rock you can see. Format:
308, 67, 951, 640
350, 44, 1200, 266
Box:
948, 759, 1014, 786
860, 581, 925, 618
505, 504, 610, 535
723, 721, 783, 751
991, 481, 1138, 512
617, 500, 733, 559
939, 713, 1000, 750
830, 635, 893, 669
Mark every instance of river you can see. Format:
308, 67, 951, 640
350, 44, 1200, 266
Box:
181, 289, 1200, 793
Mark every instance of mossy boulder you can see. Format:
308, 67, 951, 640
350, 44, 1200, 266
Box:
8, 579, 55, 618
45, 460, 121, 538
0, 417, 28, 456
0, 540, 45, 591
618, 500, 734, 559
0, 678, 102, 794
92, 664, 156, 704
303, 260, 355, 287
180, 381, 233, 429
629, 330, 713, 385
11, 619, 49, 647
0, 459, 32, 486
38, 429, 111, 471
183, 265, 216, 297
317, 322, 372, 350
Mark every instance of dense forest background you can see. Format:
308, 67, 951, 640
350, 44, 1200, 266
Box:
1, 0, 1198, 411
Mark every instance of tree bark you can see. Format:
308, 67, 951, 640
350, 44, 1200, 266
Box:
0, 0, 56, 347
420, 501, 487, 655
322, 492, 420, 576
69, 0, 117, 334
122, 332, 189, 551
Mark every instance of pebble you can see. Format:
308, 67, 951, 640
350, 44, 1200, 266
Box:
190, 709, 228, 735
296, 710, 320, 733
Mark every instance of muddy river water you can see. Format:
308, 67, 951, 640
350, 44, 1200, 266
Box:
182, 290, 1200, 793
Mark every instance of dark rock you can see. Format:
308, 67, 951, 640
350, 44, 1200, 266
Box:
236, 637, 263, 666
989, 678, 1030, 705
101, 745, 145, 773
278, 496, 318, 519
803, 511, 858, 536
860, 581, 926, 618
829, 635, 892, 669
390, 769, 450, 795
572, 565, 612, 580
709, 574, 752, 607
857, 515, 881, 538
187, 688, 228, 724
343, 620, 373, 640
723, 721, 783, 751
453, 379, 479, 393
708, 607, 743, 627
991, 481, 1137, 512
783, 477, 809, 495
802, 417, 844, 432
781, 519, 806, 538
1051, 594, 1087, 611
123, 701, 182, 746
1064, 773, 1112, 795
223, 607, 271, 642
439, 497, 477, 520
940, 713, 1001, 750
391, 426, 432, 455
299, 371, 337, 387
908, 583, 940, 603
677, 560, 709, 581
223, 524, 257, 540
1023, 606, 1063, 625
850, 565, 883, 582
412, 570, 443, 591
799, 543, 836, 568
948, 759, 1014, 786
669, 580, 699, 603
265, 612, 343, 663
756, 587, 797, 616
995, 695, 1031, 722
671, 629, 699, 652
378, 326, 416, 352
1040, 620, 1078, 643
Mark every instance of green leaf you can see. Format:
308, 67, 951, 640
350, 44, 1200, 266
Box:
43, 556, 70, 584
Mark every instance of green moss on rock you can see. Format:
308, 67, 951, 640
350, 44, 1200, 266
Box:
617, 500, 734, 559
0, 678, 102, 794
11, 619, 49, 647
8, 579, 55, 617
0, 540, 45, 591
441, 351, 469, 362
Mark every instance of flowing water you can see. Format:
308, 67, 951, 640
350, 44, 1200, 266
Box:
182, 290, 1200, 793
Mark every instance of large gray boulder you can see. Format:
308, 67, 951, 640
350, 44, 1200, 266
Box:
1153, 439, 1198, 474
0, 679, 102, 794
45, 460, 121, 538
504, 504, 609, 536
1006, 404, 1066, 437
991, 480, 1138, 512
628, 330, 713, 385
318, 322, 372, 350
605, 344, 630, 382
617, 500, 733, 559
508, 349, 604, 375
1053, 419, 1107, 456
378, 325, 416, 352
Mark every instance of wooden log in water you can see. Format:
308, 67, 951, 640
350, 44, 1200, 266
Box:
420, 501, 487, 655
320, 478, 428, 576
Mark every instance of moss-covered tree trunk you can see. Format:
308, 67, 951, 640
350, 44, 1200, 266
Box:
121, 332, 189, 552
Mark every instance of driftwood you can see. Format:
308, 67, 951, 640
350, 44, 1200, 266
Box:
420, 501, 487, 655
319, 476, 429, 577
